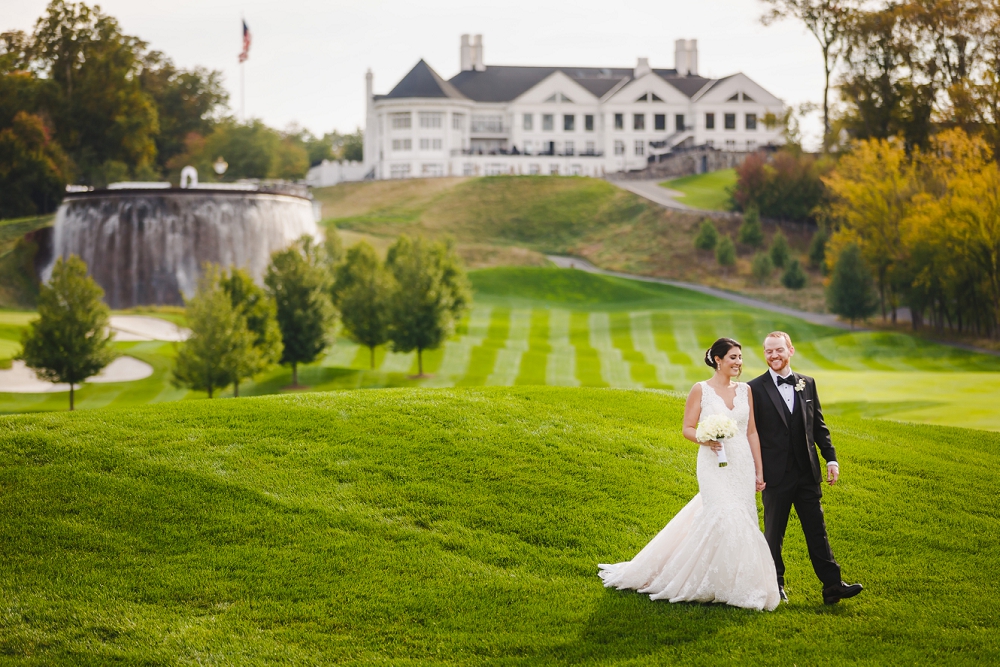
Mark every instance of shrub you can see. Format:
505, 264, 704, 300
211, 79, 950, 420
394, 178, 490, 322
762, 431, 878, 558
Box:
808, 228, 828, 272
769, 230, 790, 268
781, 259, 807, 289
738, 206, 764, 247
694, 220, 719, 251
715, 235, 736, 270
733, 148, 826, 222
750, 252, 774, 285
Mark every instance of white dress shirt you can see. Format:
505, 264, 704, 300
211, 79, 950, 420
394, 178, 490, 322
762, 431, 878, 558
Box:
768, 367, 795, 412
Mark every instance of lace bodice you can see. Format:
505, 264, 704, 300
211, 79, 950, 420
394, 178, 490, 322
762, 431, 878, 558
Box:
699, 381, 750, 435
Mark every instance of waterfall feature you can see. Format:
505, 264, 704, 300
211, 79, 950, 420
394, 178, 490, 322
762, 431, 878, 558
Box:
49, 189, 319, 308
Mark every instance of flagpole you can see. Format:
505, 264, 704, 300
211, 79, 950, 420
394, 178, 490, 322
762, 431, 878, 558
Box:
241, 60, 245, 121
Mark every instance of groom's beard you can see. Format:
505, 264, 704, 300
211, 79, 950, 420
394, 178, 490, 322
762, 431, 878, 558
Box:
768, 358, 789, 373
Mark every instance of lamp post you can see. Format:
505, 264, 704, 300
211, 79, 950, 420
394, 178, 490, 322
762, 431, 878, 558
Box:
213, 157, 228, 177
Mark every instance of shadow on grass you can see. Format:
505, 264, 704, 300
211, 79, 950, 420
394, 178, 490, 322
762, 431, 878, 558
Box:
553, 588, 757, 662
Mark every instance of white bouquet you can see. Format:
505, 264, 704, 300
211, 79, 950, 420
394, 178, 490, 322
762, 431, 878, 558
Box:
696, 414, 738, 467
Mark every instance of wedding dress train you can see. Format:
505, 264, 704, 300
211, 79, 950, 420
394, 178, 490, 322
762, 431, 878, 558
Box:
598, 382, 780, 611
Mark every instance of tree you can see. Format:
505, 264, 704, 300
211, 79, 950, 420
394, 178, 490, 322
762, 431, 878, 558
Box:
761, 0, 850, 152
265, 236, 336, 387
219, 268, 282, 396
336, 242, 393, 369
751, 252, 774, 285
694, 219, 719, 250
386, 236, 471, 376
166, 120, 309, 183
173, 266, 257, 398
738, 206, 765, 247
30, 0, 160, 184
823, 137, 917, 321
808, 227, 828, 271
20, 255, 116, 410
769, 229, 791, 268
734, 149, 827, 222
826, 243, 877, 326
782, 258, 808, 289
715, 235, 737, 273
0, 111, 67, 218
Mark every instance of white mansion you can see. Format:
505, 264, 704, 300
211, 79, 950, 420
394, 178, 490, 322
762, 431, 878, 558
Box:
363, 35, 785, 180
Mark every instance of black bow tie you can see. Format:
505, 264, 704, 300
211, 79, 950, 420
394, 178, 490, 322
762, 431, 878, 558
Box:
776, 375, 796, 386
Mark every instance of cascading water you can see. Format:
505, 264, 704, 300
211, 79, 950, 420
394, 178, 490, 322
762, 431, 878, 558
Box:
48, 188, 319, 308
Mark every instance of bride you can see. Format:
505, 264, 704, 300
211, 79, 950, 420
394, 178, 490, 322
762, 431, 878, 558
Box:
598, 337, 780, 611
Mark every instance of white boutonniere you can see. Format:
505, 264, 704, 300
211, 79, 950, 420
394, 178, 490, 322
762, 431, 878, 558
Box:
794, 378, 806, 392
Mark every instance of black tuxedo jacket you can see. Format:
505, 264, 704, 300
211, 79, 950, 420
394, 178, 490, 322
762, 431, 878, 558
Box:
748, 371, 836, 486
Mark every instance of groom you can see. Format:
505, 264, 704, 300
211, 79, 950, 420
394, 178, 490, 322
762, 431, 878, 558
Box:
749, 331, 863, 605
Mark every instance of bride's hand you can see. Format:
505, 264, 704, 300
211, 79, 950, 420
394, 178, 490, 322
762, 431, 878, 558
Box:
701, 439, 722, 452
755, 473, 766, 492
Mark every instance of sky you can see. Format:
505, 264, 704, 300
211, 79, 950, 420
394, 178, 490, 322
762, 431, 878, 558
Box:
1, 0, 828, 149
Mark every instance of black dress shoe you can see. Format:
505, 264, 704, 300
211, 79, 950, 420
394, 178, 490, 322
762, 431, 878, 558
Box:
823, 581, 863, 604
779, 587, 788, 602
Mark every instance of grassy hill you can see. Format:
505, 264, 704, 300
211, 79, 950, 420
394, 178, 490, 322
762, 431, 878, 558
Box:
0, 387, 997, 664
3, 268, 1000, 431
314, 176, 828, 312
660, 168, 737, 211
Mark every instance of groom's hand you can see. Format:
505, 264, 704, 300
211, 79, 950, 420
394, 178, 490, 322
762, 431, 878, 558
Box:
827, 463, 840, 485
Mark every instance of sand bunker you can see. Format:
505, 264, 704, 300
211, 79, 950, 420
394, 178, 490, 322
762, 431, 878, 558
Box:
0, 356, 154, 393
110, 315, 190, 342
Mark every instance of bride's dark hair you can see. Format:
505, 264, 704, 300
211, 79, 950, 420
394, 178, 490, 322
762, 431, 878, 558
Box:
704, 337, 742, 373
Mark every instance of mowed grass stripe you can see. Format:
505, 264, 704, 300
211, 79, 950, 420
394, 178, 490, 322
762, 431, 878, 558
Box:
630, 311, 685, 388
431, 306, 493, 385
608, 312, 657, 387
570, 311, 605, 387
545, 309, 579, 387
515, 309, 550, 385
486, 308, 531, 386
456, 307, 510, 386
589, 312, 637, 388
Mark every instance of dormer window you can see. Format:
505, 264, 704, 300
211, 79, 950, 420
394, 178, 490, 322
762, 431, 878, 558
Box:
544, 92, 574, 103
742, 92, 755, 102
637, 93, 648, 102
727, 93, 740, 102
651, 93, 663, 102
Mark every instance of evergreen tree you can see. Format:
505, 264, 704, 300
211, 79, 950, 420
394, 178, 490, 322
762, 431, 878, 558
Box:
20, 255, 117, 410
738, 205, 765, 247
694, 219, 719, 251
219, 268, 283, 396
751, 252, 774, 285
769, 229, 791, 268
826, 244, 878, 327
808, 227, 828, 272
715, 235, 736, 273
265, 236, 336, 387
386, 236, 471, 376
781, 258, 808, 289
173, 266, 257, 398
337, 242, 393, 369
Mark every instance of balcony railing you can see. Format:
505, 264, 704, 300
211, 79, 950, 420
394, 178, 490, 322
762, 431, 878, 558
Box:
470, 121, 505, 133
451, 148, 605, 157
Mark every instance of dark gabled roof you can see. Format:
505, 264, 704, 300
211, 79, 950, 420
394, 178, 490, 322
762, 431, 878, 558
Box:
385, 59, 468, 100
446, 65, 718, 102
653, 70, 714, 98
450, 66, 637, 102
380, 60, 725, 103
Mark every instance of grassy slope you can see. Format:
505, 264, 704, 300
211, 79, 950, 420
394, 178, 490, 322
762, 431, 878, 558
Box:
1, 388, 997, 664
314, 176, 828, 312
3, 269, 1000, 430
0, 214, 54, 309
660, 169, 737, 211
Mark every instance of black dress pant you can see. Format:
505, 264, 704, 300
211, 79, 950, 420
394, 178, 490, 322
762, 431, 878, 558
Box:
762, 458, 841, 588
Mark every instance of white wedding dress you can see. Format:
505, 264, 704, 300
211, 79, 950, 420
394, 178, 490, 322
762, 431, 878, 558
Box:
598, 382, 780, 611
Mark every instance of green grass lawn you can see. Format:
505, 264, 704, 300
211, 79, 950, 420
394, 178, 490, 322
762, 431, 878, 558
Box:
660, 169, 737, 211
0, 387, 997, 664
3, 268, 999, 431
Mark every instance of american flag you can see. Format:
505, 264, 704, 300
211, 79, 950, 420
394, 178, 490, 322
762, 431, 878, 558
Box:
238, 20, 251, 63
